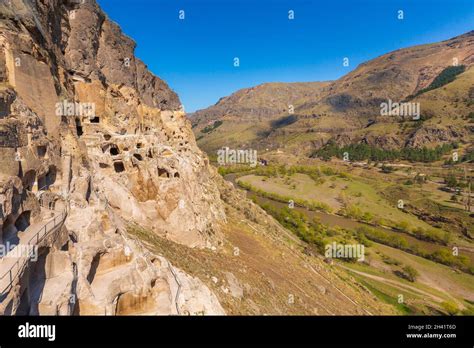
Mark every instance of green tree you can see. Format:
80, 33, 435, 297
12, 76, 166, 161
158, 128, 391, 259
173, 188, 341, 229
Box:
402, 265, 419, 282
441, 301, 459, 316
445, 174, 458, 188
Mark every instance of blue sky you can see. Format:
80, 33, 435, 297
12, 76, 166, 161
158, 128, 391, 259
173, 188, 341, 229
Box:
97, 0, 474, 112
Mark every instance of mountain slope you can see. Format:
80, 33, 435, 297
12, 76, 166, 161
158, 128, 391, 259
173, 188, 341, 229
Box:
0, 0, 390, 315
189, 81, 330, 152
191, 31, 474, 156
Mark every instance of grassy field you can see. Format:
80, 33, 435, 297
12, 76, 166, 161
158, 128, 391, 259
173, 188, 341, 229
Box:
236, 169, 459, 237
221, 161, 474, 315
343, 242, 474, 314
238, 173, 342, 211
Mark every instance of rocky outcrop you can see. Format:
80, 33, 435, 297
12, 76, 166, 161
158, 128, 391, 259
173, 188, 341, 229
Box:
406, 125, 468, 148
0, 0, 225, 315
0, 0, 400, 317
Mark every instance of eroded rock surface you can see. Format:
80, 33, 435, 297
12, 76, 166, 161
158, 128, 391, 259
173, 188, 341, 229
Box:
0, 0, 396, 317
0, 0, 224, 315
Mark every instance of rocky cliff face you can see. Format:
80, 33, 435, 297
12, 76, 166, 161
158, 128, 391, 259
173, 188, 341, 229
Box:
0, 0, 224, 315
0, 0, 395, 316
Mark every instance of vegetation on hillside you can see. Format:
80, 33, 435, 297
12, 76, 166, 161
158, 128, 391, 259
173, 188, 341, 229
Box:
219, 158, 474, 315
270, 115, 298, 128
201, 120, 223, 133
312, 141, 457, 163
259, 203, 327, 253
394, 265, 419, 282
407, 65, 466, 99
356, 226, 473, 274
238, 180, 333, 213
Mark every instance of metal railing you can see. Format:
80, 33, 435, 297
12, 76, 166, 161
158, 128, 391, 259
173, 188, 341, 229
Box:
0, 208, 67, 295
168, 263, 182, 315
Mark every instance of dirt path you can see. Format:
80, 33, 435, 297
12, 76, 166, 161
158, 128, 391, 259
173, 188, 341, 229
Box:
337, 264, 447, 304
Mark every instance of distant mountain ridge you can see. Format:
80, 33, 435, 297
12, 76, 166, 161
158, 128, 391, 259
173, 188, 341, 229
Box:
190, 31, 474, 156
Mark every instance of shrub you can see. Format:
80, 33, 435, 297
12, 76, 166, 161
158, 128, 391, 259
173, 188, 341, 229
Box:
355, 231, 373, 247
426, 249, 472, 274
381, 165, 394, 173
260, 203, 327, 253
445, 174, 458, 188
381, 255, 401, 266
356, 226, 409, 252
461, 149, 474, 163
412, 227, 446, 244
402, 265, 419, 282
395, 221, 410, 233
441, 301, 459, 316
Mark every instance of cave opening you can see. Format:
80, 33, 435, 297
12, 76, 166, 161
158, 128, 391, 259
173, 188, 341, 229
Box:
1, 215, 16, 245
158, 168, 170, 178
87, 254, 101, 284
21, 170, 36, 191
110, 145, 120, 156
114, 162, 125, 173
14, 210, 31, 233
36, 145, 47, 158
38, 166, 57, 190
75, 118, 83, 137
